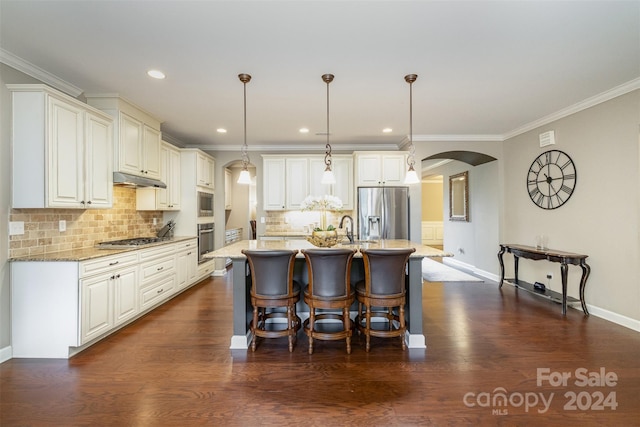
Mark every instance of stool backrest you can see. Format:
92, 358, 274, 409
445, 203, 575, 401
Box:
242, 249, 298, 296
361, 248, 416, 295
302, 248, 357, 297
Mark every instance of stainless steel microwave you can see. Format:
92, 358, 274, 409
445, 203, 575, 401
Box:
197, 191, 214, 217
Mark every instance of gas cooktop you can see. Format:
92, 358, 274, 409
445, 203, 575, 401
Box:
96, 237, 170, 249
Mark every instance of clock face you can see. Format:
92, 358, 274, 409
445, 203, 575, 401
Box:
527, 150, 577, 210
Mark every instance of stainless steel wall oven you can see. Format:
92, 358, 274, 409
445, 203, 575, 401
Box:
197, 223, 215, 263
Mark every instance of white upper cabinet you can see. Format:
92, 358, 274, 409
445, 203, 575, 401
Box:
9, 85, 114, 209
285, 157, 309, 210
309, 155, 353, 210
136, 141, 181, 211
85, 95, 162, 181
355, 152, 406, 186
196, 151, 215, 190
263, 157, 286, 210
85, 111, 114, 208
263, 155, 353, 211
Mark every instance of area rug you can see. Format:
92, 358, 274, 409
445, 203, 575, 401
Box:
422, 257, 483, 282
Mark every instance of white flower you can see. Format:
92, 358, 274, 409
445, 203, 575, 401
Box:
300, 194, 343, 212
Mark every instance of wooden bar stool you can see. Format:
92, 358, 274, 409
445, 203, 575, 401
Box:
301, 248, 357, 354
355, 248, 416, 352
242, 249, 301, 352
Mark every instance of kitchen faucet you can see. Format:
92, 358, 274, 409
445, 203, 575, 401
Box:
339, 215, 354, 243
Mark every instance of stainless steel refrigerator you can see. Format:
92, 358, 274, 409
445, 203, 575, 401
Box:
357, 187, 409, 241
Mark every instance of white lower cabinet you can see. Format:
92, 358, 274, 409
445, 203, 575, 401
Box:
11, 239, 203, 359
176, 245, 198, 290
80, 253, 139, 344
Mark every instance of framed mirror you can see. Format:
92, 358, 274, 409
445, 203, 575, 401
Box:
449, 171, 469, 221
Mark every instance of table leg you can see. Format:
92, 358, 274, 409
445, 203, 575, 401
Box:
579, 261, 591, 316
498, 246, 506, 288
514, 256, 520, 285
560, 262, 569, 315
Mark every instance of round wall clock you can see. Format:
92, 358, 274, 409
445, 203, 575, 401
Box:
526, 150, 577, 210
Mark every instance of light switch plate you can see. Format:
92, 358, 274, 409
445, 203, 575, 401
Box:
9, 221, 24, 235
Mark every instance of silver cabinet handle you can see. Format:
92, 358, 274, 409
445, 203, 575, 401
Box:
157, 266, 164, 271
109, 261, 119, 266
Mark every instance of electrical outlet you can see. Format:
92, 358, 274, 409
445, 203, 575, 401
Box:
153, 218, 158, 226
9, 221, 24, 236
546, 273, 553, 280
260, 217, 265, 224
59, 220, 66, 232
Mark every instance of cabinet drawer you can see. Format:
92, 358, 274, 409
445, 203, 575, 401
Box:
140, 255, 175, 285
175, 239, 197, 252
139, 275, 175, 311
139, 244, 175, 262
81, 252, 138, 278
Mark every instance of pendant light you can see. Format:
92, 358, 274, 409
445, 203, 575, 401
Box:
237, 73, 252, 185
320, 73, 336, 185
404, 74, 420, 184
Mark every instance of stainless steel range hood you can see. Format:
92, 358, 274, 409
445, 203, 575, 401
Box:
113, 171, 167, 188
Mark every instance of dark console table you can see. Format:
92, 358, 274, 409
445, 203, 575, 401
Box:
497, 244, 590, 316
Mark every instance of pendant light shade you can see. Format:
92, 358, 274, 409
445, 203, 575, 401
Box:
320, 74, 336, 185
404, 74, 420, 185
237, 73, 252, 184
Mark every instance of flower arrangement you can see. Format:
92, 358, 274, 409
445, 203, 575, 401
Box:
300, 195, 343, 231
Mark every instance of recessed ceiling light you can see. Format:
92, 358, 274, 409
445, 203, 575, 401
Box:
383, 128, 393, 133
299, 128, 309, 133
217, 128, 227, 133
147, 69, 166, 79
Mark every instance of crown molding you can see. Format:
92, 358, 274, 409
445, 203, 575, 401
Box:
0, 48, 83, 97
504, 77, 640, 140
182, 143, 402, 152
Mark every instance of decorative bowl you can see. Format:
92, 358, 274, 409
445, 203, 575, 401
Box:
306, 230, 339, 247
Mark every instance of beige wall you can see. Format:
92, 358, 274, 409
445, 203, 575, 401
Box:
502, 90, 639, 321
421, 181, 443, 221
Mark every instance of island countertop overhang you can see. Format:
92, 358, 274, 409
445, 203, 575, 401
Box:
205, 239, 452, 260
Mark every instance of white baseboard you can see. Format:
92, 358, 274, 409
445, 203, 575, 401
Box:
0, 345, 12, 364
212, 269, 227, 277
446, 259, 640, 333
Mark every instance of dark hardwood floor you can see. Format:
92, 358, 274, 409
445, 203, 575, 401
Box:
2, 269, 639, 426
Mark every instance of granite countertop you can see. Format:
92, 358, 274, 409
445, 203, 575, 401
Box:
205, 239, 451, 259
9, 236, 197, 262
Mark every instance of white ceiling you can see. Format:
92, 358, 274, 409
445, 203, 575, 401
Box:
1, 1, 638, 153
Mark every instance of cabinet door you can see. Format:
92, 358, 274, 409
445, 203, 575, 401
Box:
81, 273, 113, 344
263, 158, 286, 210
332, 156, 353, 209
113, 266, 138, 326
176, 249, 189, 289
357, 154, 383, 186
85, 111, 113, 208
156, 144, 170, 209
142, 125, 161, 179
308, 157, 331, 197
381, 154, 406, 185
167, 145, 181, 209
285, 158, 309, 209
47, 96, 84, 208
196, 153, 215, 189
119, 112, 143, 176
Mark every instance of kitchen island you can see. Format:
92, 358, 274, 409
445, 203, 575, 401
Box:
205, 239, 450, 350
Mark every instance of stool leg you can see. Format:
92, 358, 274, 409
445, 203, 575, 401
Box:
400, 304, 406, 350
287, 305, 294, 352
251, 305, 258, 351
308, 308, 315, 355
344, 307, 352, 354
365, 305, 371, 352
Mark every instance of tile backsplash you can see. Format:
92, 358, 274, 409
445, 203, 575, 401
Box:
9, 187, 162, 258
264, 210, 354, 233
